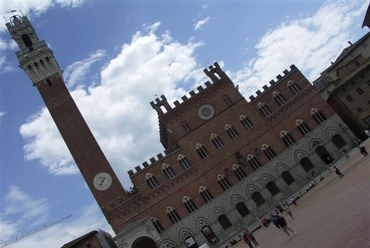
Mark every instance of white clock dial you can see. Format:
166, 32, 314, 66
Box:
93, 172, 112, 191
197, 104, 215, 120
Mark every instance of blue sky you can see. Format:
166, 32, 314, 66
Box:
0, 0, 368, 247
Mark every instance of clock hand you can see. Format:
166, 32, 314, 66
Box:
99, 177, 106, 186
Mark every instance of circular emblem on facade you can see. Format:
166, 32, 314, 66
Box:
93, 172, 112, 191
197, 104, 215, 120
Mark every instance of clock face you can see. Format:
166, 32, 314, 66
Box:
93, 172, 112, 191
197, 104, 215, 120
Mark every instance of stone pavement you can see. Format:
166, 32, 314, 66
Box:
229, 138, 370, 248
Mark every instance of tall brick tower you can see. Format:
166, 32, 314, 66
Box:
6, 14, 126, 218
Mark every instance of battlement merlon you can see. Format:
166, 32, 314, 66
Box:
203, 62, 228, 83
150, 95, 172, 115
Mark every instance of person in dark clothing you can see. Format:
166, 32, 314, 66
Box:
359, 146, 368, 156
246, 228, 258, 246
334, 166, 344, 178
242, 230, 253, 248
275, 215, 297, 238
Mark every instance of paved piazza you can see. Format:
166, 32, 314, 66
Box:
227, 138, 370, 248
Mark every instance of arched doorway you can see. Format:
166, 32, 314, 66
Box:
299, 157, 314, 172
331, 134, 346, 149
315, 146, 333, 164
201, 225, 219, 245
131, 236, 158, 248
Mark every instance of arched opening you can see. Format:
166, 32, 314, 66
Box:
218, 215, 232, 230
281, 171, 295, 185
299, 157, 314, 172
201, 225, 219, 245
21, 34, 33, 49
251, 192, 265, 206
236, 202, 250, 217
331, 134, 347, 149
266, 182, 280, 196
315, 146, 333, 164
131, 236, 158, 248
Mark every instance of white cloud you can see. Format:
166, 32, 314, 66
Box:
231, 0, 367, 99
19, 23, 203, 189
0, 186, 110, 248
193, 16, 210, 31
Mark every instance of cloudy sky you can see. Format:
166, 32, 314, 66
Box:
0, 0, 368, 247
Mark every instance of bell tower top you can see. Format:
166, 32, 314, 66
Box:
6, 13, 62, 85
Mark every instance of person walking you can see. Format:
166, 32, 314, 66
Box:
242, 230, 254, 248
246, 228, 259, 246
275, 215, 297, 239
359, 146, 368, 156
334, 166, 344, 178
283, 202, 294, 219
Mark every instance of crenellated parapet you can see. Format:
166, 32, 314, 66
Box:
248, 64, 297, 101
127, 151, 168, 176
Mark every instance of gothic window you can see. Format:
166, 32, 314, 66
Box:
288, 80, 301, 95
151, 218, 164, 233
196, 143, 209, 159
251, 192, 265, 207
281, 131, 295, 147
162, 164, 175, 179
296, 120, 310, 135
233, 164, 246, 180
224, 96, 232, 105
266, 182, 280, 196
226, 124, 239, 139
183, 197, 197, 213
240, 115, 253, 129
182, 122, 191, 132
281, 171, 295, 185
211, 134, 224, 149
178, 154, 191, 169
218, 175, 232, 190
167, 207, 181, 224
273, 92, 286, 106
146, 173, 159, 189
247, 155, 261, 170
218, 215, 233, 230
199, 186, 213, 203
262, 144, 276, 160
258, 103, 271, 117
311, 108, 326, 124
236, 202, 250, 217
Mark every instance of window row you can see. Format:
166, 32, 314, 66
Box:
151, 171, 296, 231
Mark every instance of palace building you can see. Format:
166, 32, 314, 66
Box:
7, 14, 356, 248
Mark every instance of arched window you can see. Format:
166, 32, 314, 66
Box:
281, 131, 295, 147
240, 115, 253, 129
146, 173, 159, 189
183, 196, 197, 213
258, 103, 271, 117
266, 182, 280, 196
196, 143, 209, 159
151, 217, 164, 233
199, 186, 213, 203
178, 154, 191, 169
311, 108, 326, 124
21, 34, 33, 49
236, 202, 250, 217
225, 125, 239, 139
233, 164, 246, 180
300, 157, 314, 172
273, 92, 286, 106
162, 164, 175, 179
247, 155, 261, 170
262, 144, 276, 160
251, 192, 265, 206
218, 175, 232, 190
224, 95, 232, 105
282, 171, 295, 185
167, 207, 181, 224
296, 120, 310, 135
218, 215, 233, 230
331, 134, 347, 149
288, 80, 301, 95
211, 134, 224, 149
